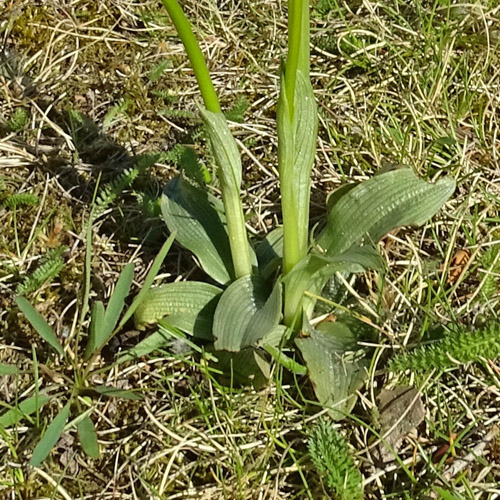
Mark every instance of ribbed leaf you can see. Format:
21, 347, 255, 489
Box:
199, 108, 242, 189
30, 402, 71, 466
77, 415, 99, 458
161, 176, 234, 284
134, 281, 222, 339
296, 322, 368, 420
318, 169, 455, 256
0, 395, 51, 427
16, 297, 63, 356
277, 69, 318, 267
213, 277, 282, 352
284, 246, 383, 323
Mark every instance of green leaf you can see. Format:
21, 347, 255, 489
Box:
295, 321, 369, 420
263, 344, 307, 375
30, 402, 71, 467
134, 281, 222, 339
256, 227, 283, 277
84, 301, 105, 360
77, 415, 99, 458
93, 386, 143, 400
104, 263, 134, 335
199, 108, 242, 191
16, 297, 64, 356
0, 395, 51, 427
213, 277, 282, 352
118, 232, 176, 330
435, 489, 465, 500
161, 175, 234, 284
284, 246, 383, 324
209, 348, 271, 388
0, 363, 19, 375
277, 69, 318, 272
318, 169, 455, 257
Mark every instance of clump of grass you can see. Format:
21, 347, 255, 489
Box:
308, 419, 364, 500
390, 323, 500, 372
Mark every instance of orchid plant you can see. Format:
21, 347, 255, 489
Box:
128, 0, 455, 417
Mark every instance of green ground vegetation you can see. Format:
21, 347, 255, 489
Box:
0, 0, 499, 499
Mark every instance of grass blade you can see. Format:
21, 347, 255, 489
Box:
103, 262, 134, 335
77, 415, 99, 458
84, 301, 106, 360
93, 386, 143, 400
118, 232, 176, 330
16, 297, 63, 356
30, 402, 71, 467
0, 395, 51, 427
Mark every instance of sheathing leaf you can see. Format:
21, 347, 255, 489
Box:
213, 277, 282, 352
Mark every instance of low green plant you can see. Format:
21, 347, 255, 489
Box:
308, 419, 363, 499
389, 322, 500, 372
1, 228, 177, 465
128, 0, 455, 417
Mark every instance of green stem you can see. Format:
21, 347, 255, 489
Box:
161, 0, 221, 113
220, 186, 252, 278
285, 0, 302, 117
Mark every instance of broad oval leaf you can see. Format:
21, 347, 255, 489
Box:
213, 277, 282, 352
209, 347, 271, 388
161, 175, 234, 284
30, 402, 71, 467
295, 321, 369, 420
77, 415, 99, 459
0, 395, 51, 428
16, 297, 63, 356
134, 281, 222, 339
318, 169, 455, 256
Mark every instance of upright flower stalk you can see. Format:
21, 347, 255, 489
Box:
161, 0, 252, 278
279, 0, 318, 325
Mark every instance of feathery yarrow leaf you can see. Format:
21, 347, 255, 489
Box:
4, 193, 39, 209
480, 241, 500, 300
308, 419, 364, 500
390, 322, 500, 372
17, 247, 67, 295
